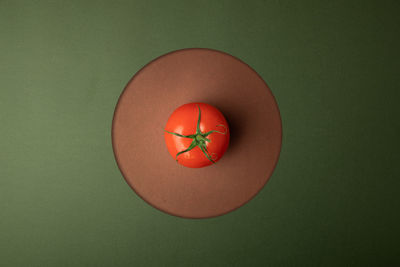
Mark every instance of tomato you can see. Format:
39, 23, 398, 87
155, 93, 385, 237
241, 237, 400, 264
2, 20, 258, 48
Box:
164, 103, 230, 168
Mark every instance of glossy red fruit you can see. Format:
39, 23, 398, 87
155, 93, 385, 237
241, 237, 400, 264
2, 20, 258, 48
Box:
164, 103, 230, 168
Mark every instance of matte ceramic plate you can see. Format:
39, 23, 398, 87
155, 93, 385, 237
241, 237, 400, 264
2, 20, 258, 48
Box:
112, 48, 282, 218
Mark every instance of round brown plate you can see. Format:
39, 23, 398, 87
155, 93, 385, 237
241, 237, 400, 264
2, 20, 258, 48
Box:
112, 48, 282, 218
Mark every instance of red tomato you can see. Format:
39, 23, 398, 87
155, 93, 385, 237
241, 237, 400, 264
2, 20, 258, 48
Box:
164, 103, 230, 168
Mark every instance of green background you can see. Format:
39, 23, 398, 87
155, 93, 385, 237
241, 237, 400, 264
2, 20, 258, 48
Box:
1, 0, 399, 266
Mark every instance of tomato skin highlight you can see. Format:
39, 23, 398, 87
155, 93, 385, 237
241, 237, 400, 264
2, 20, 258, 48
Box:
164, 103, 230, 168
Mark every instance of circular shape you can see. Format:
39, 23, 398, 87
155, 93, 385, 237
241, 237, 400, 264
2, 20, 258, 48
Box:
112, 48, 282, 218
164, 102, 230, 168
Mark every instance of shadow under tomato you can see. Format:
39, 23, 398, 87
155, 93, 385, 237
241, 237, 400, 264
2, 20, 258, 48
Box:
198, 99, 246, 155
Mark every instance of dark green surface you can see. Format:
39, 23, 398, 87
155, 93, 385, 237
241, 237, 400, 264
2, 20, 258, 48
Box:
1, 0, 399, 266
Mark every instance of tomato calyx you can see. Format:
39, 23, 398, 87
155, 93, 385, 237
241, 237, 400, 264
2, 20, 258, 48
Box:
165, 104, 227, 164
